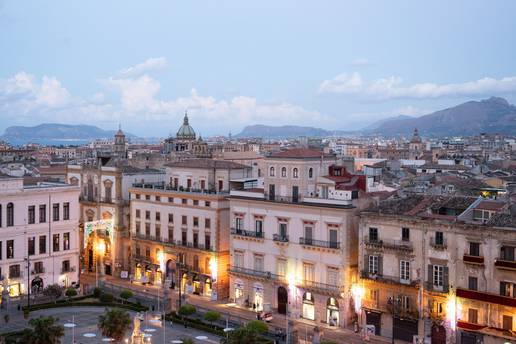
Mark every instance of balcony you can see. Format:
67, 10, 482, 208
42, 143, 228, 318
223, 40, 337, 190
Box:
360, 270, 418, 287
229, 266, 275, 280
230, 228, 264, 239
463, 254, 484, 265
425, 281, 449, 293
386, 302, 419, 320
273, 234, 289, 243
297, 279, 343, 295
299, 237, 340, 250
456, 288, 516, 308
61, 266, 76, 274
132, 182, 228, 196
429, 237, 447, 250
494, 258, 516, 270
363, 236, 414, 252
31, 268, 46, 275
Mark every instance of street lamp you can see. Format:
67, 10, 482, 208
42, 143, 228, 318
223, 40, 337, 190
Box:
351, 284, 365, 333
96, 241, 106, 288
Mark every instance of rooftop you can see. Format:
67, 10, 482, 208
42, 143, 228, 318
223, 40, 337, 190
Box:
164, 159, 250, 170
268, 148, 335, 159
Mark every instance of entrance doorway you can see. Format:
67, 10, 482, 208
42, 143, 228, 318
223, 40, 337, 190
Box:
277, 286, 288, 315
88, 249, 94, 272
365, 311, 381, 335
431, 324, 446, 344
326, 297, 339, 326
31, 277, 43, 293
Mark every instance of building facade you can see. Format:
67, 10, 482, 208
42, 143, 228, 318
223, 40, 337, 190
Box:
0, 174, 80, 303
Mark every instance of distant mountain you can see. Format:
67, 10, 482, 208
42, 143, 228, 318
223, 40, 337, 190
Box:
371, 97, 516, 136
235, 124, 354, 138
1, 123, 137, 145
363, 115, 413, 130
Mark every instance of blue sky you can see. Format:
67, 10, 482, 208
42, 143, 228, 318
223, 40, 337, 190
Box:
1, 1, 516, 137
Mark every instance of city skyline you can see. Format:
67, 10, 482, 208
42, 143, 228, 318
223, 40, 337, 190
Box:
1, 1, 516, 136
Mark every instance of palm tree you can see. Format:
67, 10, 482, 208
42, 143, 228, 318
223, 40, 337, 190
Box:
97, 308, 132, 343
22, 316, 64, 344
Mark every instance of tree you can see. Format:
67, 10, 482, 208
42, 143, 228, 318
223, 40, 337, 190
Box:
22, 316, 64, 344
204, 310, 220, 326
221, 326, 259, 344
65, 287, 77, 300
245, 320, 268, 334
119, 290, 133, 304
97, 308, 131, 343
178, 304, 196, 317
42, 284, 63, 304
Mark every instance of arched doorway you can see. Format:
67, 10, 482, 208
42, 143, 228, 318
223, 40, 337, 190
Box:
31, 277, 43, 293
181, 273, 188, 293
302, 292, 315, 320
431, 324, 446, 344
192, 275, 201, 295
234, 279, 244, 306
327, 297, 339, 326
204, 278, 212, 297
135, 264, 142, 280
155, 268, 163, 285
253, 282, 264, 312
277, 286, 288, 315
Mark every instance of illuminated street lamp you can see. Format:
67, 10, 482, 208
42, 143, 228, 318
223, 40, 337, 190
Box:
351, 284, 365, 334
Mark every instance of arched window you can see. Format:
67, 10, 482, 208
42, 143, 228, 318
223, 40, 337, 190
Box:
308, 168, 313, 179
269, 167, 275, 177
293, 168, 299, 178
6, 202, 14, 227
281, 167, 287, 178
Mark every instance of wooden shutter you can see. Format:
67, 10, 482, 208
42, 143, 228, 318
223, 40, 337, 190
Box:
427, 265, 433, 287
378, 256, 383, 276
443, 266, 449, 290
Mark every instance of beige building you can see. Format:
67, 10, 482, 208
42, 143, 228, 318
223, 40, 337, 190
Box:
358, 195, 516, 344
66, 158, 164, 282
129, 159, 252, 305
228, 149, 360, 329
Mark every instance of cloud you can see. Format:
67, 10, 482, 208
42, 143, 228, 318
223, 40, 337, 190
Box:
318, 72, 516, 100
351, 58, 373, 67
0, 58, 332, 135
117, 57, 167, 78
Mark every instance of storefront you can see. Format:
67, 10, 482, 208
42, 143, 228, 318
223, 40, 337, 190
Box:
326, 297, 339, 326
234, 279, 245, 306
253, 282, 264, 312
204, 278, 212, 297
302, 292, 315, 320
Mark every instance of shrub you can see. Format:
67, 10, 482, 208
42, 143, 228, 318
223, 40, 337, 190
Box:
178, 304, 196, 316
42, 284, 63, 303
99, 293, 114, 303
65, 287, 77, 299
204, 310, 220, 325
119, 290, 133, 303
246, 320, 268, 333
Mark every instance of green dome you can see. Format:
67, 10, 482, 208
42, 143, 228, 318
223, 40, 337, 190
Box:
176, 111, 196, 140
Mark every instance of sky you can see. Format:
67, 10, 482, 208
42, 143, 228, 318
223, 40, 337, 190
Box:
1, 1, 516, 137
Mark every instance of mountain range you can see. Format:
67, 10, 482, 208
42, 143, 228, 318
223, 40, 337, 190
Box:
0, 123, 137, 145
234, 124, 354, 139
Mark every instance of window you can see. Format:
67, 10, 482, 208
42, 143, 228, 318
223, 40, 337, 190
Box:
468, 276, 478, 291
63, 232, 70, 250
205, 201, 211, 207
135, 193, 140, 199
27, 205, 35, 224
168, 228, 173, 242
235, 217, 243, 230
145, 223, 150, 236
62, 260, 70, 273
501, 246, 515, 261
155, 225, 161, 239
281, 167, 287, 177
145, 247, 150, 258
63, 202, 70, 220
39, 236, 46, 254
182, 215, 187, 225
234, 251, 244, 268
255, 219, 263, 234
181, 231, 187, 245
277, 259, 287, 277
503, 315, 513, 331
7, 240, 14, 259
193, 200, 199, 206
254, 255, 264, 272
135, 221, 141, 234
182, 199, 187, 205
200, 180, 206, 190
52, 203, 59, 221
193, 217, 199, 227
500, 281, 516, 297
468, 308, 478, 324
168, 197, 174, 203
468, 242, 480, 256
218, 180, 223, 191
433, 265, 444, 287
279, 223, 288, 238
105, 185, 112, 202
269, 167, 275, 177
205, 234, 211, 249
205, 218, 211, 229
39, 204, 46, 223
187, 178, 192, 188
34, 261, 44, 274
402, 227, 410, 241
192, 232, 199, 248
308, 168, 313, 178
156, 212, 161, 221
435, 231, 444, 246
145, 195, 150, 200
401, 295, 410, 311
327, 268, 338, 286
368, 255, 379, 274
303, 263, 315, 281
168, 213, 173, 223
400, 260, 410, 282
53, 234, 60, 252
136, 209, 141, 218
145, 211, 150, 220
293, 168, 299, 178
369, 227, 378, 242
329, 229, 338, 248
28, 237, 35, 256
7, 203, 14, 226
155, 196, 161, 202
9, 265, 20, 278
370, 289, 380, 306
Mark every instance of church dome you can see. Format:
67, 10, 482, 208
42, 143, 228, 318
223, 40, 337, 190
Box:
410, 128, 422, 143
176, 111, 196, 140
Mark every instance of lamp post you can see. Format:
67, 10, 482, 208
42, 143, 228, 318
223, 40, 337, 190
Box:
351, 284, 365, 336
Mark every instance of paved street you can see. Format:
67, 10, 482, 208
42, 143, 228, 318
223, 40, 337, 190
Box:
0, 306, 220, 344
